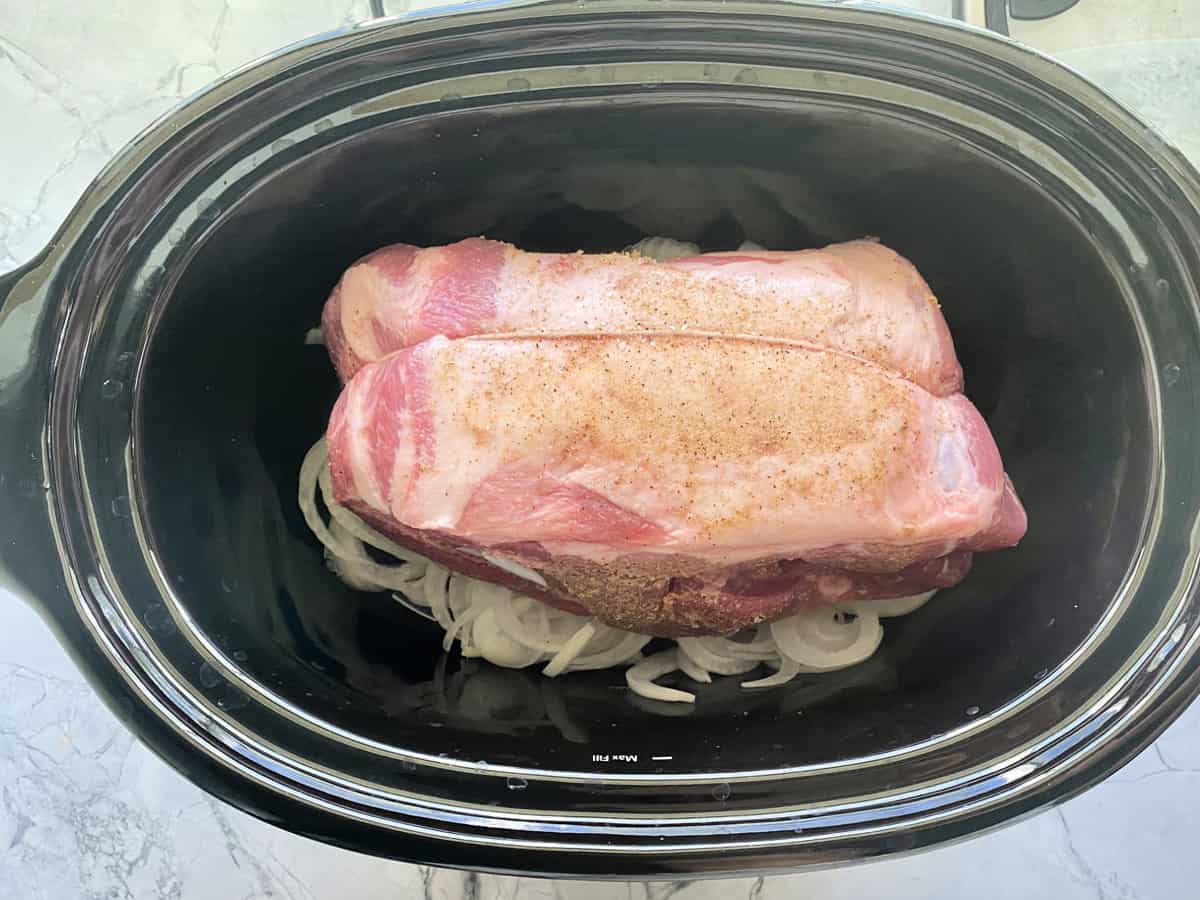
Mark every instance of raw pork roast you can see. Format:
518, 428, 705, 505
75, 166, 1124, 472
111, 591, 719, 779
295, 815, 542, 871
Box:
322, 238, 963, 395
326, 325, 1025, 635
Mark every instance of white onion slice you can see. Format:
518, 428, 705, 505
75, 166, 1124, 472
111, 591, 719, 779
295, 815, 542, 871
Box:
326, 518, 368, 559
459, 624, 481, 657
677, 637, 761, 676
542, 621, 597, 677
298, 440, 343, 549
299, 444, 428, 593
322, 521, 384, 591
420, 564, 456, 631
327, 535, 428, 592
494, 594, 590, 653
851, 590, 936, 618
330, 556, 423, 593
471, 607, 545, 669
322, 482, 424, 563
327, 558, 383, 593
565, 631, 652, 671
771, 609, 883, 670
741, 657, 802, 689
441, 602, 487, 652
625, 650, 696, 703
675, 647, 713, 684
697, 633, 777, 662
446, 576, 474, 618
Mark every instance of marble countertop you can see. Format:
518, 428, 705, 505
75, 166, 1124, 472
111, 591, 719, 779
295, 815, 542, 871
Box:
2, 1, 1199, 897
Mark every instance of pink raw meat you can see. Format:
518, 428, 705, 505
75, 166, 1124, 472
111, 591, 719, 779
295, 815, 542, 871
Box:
321, 238, 963, 396
327, 333, 1025, 636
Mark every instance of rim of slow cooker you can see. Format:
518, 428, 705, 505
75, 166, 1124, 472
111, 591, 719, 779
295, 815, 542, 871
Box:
34, 0, 1200, 871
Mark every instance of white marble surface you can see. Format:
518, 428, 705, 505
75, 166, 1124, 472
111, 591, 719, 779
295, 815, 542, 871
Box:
2, 1, 1200, 897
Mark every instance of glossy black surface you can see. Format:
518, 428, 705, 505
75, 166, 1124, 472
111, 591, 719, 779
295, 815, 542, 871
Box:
138, 100, 1148, 771
3, 0, 1200, 878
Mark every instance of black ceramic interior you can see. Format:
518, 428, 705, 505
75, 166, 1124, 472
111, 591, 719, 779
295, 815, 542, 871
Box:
6, 1, 1200, 875
137, 100, 1148, 770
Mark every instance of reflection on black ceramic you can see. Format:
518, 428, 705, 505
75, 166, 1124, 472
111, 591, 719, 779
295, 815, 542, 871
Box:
1, 0, 1200, 878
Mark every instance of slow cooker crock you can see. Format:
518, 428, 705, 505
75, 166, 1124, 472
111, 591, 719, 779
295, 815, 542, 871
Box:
2, 0, 1200, 878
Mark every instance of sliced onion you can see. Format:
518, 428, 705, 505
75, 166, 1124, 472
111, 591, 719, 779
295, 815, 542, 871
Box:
327, 559, 380, 592
732, 625, 778, 653
471, 607, 545, 669
322, 520, 382, 591
542, 621, 597, 677
676, 637, 761, 676
335, 556, 426, 592
301, 442, 428, 593
298, 440, 344, 552
625, 650, 696, 703
313, 456, 424, 565
741, 657, 802, 690
327, 518, 368, 559
326, 525, 428, 591
420, 565, 455, 631
569, 619, 630, 654
494, 594, 590, 653
697, 632, 778, 662
737, 240, 767, 252
441, 600, 487, 652
771, 609, 883, 670
565, 630, 652, 671
446, 576, 474, 618
675, 647, 713, 684
851, 590, 936, 618
459, 626, 481, 658
321, 476, 424, 564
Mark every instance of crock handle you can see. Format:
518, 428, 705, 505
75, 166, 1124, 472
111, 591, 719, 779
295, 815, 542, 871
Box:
954, 0, 1009, 34
0, 256, 68, 611
953, 0, 1082, 33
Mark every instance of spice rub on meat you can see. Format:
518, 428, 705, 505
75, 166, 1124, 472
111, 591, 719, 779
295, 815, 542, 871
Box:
326, 332, 1024, 636
322, 238, 963, 396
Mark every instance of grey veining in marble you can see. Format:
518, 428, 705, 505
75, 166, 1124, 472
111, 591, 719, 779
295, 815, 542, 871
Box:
3, 1, 1200, 897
